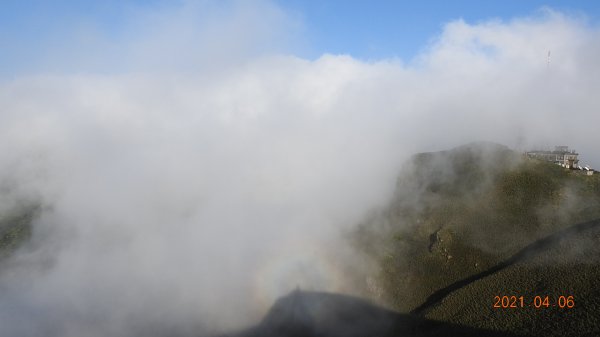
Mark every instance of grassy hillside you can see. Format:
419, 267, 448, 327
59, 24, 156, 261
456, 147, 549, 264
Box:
352, 142, 600, 336
0, 206, 37, 260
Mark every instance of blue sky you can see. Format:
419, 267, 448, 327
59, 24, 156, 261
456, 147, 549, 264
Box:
1, 0, 600, 76
282, 0, 600, 60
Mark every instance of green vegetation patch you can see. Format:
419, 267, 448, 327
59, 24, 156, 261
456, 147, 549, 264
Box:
351, 142, 600, 335
0, 207, 37, 259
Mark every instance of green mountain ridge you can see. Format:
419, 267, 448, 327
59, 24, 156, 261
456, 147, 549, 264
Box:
353, 142, 600, 336
0, 205, 36, 260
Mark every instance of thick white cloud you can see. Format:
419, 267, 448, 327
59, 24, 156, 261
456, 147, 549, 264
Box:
1, 3, 600, 337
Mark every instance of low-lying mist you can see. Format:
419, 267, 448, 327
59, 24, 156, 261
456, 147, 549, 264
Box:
1, 2, 600, 336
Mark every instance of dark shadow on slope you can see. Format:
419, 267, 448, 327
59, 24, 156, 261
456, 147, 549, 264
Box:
224, 290, 528, 337
411, 217, 600, 316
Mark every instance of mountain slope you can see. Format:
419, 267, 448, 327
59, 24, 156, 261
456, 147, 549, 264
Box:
353, 142, 600, 336
0, 206, 37, 260
227, 290, 527, 337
